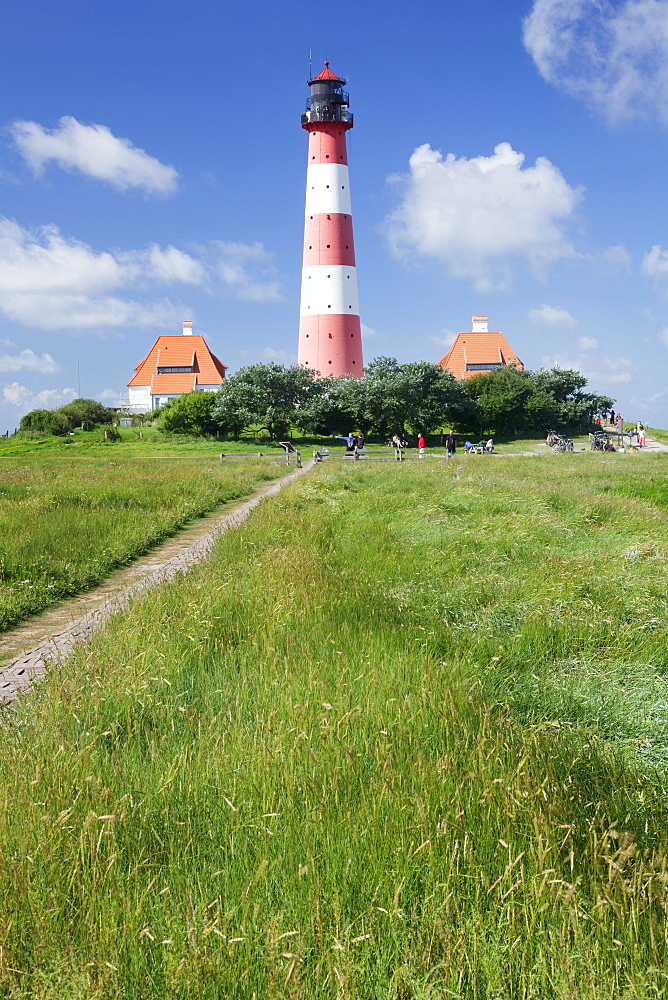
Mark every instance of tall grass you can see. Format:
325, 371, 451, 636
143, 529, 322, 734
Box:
0, 453, 280, 631
2, 453, 668, 997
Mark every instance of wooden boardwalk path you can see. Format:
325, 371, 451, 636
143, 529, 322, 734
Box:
0, 461, 313, 706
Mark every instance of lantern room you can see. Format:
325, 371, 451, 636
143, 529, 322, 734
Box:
301, 61, 353, 127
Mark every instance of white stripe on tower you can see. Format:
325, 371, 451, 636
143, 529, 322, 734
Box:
298, 61, 363, 378
304, 164, 352, 215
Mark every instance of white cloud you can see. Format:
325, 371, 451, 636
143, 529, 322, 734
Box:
523, 0, 668, 126
542, 351, 634, 385
385, 142, 581, 291
541, 352, 585, 372
528, 304, 577, 329
11, 116, 179, 195
595, 245, 632, 271
588, 358, 634, 384
98, 389, 126, 406
212, 242, 284, 303
630, 389, 666, 409
642, 244, 668, 281
431, 329, 458, 350
121, 244, 208, 286
261, 347, 296, 364
3, 382, 76, 412
578, 335, 599, 350
361, 323, 383, 340
0, 348, 59, 373
0, 219, 283, 331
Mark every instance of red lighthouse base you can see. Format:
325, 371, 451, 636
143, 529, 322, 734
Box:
298, 313, 362, 375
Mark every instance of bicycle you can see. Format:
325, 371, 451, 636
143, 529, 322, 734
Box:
551, 435, 573, 453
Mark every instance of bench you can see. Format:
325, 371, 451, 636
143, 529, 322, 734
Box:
278, 442, 302, 467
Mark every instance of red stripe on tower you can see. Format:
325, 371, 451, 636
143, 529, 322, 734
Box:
298, 61, 363, 378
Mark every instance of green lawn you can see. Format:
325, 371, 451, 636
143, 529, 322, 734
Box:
0, 427, 296, 458
0, 449, 282, 632
2, 452, 668, 997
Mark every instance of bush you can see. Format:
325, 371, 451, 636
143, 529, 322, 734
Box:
59, 398, 114, 430
19, 409, 71, 435
160, 392, 218, 436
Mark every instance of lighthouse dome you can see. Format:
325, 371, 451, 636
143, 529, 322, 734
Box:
308, 60, 346, 85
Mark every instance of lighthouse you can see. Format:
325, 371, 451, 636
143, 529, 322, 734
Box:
298, 61, 363, 377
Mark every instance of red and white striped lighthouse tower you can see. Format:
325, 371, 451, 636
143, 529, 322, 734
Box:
298, 61, 363, 378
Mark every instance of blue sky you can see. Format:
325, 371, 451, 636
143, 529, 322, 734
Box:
2, 0, 668, 431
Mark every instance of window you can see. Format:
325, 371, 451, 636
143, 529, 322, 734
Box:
465, 363, 504, 371
157, 366, 193, 373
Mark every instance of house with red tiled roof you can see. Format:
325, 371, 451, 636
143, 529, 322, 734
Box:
438, 316, 523, 381
127, 321, 227, 413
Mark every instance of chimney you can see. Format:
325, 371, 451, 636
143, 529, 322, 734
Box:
182, 320, 193, 336
472, 316, 488, 333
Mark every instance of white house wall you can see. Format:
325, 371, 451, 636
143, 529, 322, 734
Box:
128, 385, 151, 413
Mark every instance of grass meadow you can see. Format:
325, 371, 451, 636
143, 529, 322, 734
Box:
2, 451, 668, 997
0, 450, 281, 632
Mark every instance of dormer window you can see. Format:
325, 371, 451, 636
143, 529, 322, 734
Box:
157, 366, 193, 373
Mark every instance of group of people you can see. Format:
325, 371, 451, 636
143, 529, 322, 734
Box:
601, 411, 647, 447
389, 431, 457, 457
390, 432, 491, 457
340, 432, 496, 457
340, 417, 648, 458
591, 411, 650, 452
390, 433, 409, 451
601, 408, 625, 433
464, 438, 494, 454
343, 432, 365, 453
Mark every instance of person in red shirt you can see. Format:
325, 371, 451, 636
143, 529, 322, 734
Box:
418, 433, 426, 457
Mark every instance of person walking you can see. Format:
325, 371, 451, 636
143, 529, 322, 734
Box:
446, 432, 456, 458
418, 433, 426, 457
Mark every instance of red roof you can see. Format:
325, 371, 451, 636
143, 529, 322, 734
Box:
129, 334, 227, 391
310, 60, 344, 83
151, 373, 198, 394
439, 331, 523, 381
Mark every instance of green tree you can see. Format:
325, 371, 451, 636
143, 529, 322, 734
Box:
464, 366, 614, 435
59, 398, 114, 430
19, 409, 71, 435
330, 358, 477, 438
294, 385, 346, 435
212, 364, 325, 439
531, 369, 613, 430
160, 392, 218, 436
464, 367, 539, 436
400, 360, 478, 433
211, 384, 257, 440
